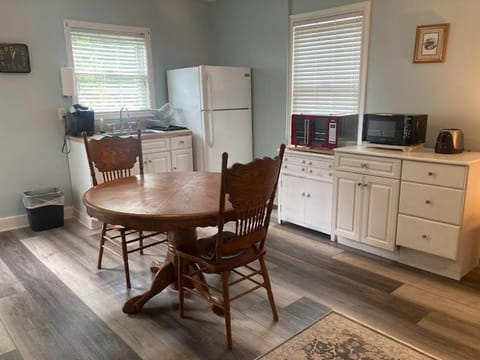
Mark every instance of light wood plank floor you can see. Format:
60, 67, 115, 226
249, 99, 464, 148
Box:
0, 216, 479, 360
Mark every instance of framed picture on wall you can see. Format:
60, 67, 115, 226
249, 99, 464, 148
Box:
413, 23, 450, 63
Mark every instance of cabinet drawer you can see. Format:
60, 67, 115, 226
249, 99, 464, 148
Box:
335, 153, 401, 178
142, 138, 170, 153
397, 214, 460, 260
284, 151, 332, 168
171, 135, 192, 150
305, 167, 334, 182
309, 158, 333, 170
282, 163, 307, 176
282, 162, 333, 182
399, 182, 464, 225
402, 161, 466, 189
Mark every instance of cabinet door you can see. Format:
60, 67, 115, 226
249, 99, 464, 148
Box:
279, 174, 305, 225
146, 152, 171, 173
360, 175, 399, 251
332, 171, 363, 240
304, 179, 332, 234
171, 148, 193, 172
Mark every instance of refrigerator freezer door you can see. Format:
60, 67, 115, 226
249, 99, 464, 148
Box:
201, 66, 251, 111
203, 109, 253, 172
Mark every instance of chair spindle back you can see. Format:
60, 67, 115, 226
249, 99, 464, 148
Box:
216, 144, 286, 260
83, 129, 144, 186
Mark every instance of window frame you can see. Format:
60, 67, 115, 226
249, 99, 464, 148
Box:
287, 1, 371, 144
64, 19, 156, 120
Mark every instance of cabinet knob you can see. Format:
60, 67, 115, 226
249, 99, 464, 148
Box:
284, 165, 288, 169
306, 193, 310, 198
302, 160, 306, 164
173, 167, 177, 170
425, 200, 431, 204
309, 169, 313, 173
329, 164, 332, 168
428, 172, 434, 176
149, 160, 152, 163
301, 168, 305, 172
329, 172, 332, 176
309, 161, 312, 165
363, 183, 368, 187
357, 183, 362, 186
179, 141, 185, 144
301, 192, 305, 196
421, 234, 428, 239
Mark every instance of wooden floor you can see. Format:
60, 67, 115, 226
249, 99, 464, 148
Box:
0, 216, 479, 360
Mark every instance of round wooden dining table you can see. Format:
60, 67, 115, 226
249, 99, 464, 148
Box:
83, 172, 232, 314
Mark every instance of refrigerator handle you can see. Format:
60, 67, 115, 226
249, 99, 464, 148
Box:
206, 70, 213, 110
206, 112, 214, 148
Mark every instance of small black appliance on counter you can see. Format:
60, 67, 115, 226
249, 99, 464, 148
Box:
66, 104, 94, 136
362, 113, 428, 146
435, 129, 464, 154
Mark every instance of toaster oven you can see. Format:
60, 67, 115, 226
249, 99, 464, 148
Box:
291, 114, 358, 149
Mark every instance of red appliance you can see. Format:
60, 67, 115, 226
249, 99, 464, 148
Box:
290, 114, 358, 149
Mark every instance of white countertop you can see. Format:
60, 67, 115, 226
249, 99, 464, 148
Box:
334, 145, 480, 166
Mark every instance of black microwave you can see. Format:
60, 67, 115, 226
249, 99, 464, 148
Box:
362, 113, 428, 146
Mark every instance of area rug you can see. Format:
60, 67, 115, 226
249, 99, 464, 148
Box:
259, 312, 437, 360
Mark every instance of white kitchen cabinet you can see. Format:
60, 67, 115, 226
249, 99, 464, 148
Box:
396, 161, 466, 260
144, 151, 172, 173
360, 175, 399, 250
333, 153, 401, 251
333, 145, 480, 280
333, 171, 399, 251
68, 131, 192, 229
278, 150, 333, 235
172, 148, 194, 172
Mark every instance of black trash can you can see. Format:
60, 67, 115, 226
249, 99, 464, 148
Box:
23, 188, 64, 231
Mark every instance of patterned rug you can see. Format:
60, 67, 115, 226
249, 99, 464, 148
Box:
260, 312, 436, 360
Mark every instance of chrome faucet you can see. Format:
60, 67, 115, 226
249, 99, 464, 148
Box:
119, 107, 130, 130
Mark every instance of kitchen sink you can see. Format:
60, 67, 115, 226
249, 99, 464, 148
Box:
104, 129, 162, 136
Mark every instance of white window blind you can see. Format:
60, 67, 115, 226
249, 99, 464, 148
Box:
291, 12, 364, 115
69, 27, 151, 113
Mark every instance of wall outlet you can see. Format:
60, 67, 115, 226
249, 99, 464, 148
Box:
58, 107, 67, 121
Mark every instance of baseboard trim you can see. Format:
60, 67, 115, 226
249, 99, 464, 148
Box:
73, 208, 101, 230
0, 207, 74, 233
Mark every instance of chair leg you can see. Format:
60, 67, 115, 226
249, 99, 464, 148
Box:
97, 223, 107, 269
120, 229, 132, 289
259, 256, 279, 322
222, 271, 233, 349
139, 231, 144, 255
178, 256, 185, 318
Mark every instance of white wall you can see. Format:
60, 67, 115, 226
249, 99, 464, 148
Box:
0, 0, 209, 218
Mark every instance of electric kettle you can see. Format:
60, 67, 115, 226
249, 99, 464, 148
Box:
435, 129, 464, 154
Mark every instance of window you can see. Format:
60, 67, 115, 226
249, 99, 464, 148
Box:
64, 20, 155, 116
289, 2, 370, 118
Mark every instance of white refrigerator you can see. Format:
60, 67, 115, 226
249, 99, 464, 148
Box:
167, 65, 253, 172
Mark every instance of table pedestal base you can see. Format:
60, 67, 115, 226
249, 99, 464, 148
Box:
123, 228, 223, 315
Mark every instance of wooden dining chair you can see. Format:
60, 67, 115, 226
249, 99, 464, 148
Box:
176, 144, 286, 349
83, 130, 166, 288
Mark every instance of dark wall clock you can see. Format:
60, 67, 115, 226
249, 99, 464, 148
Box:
0, 43, 31, 73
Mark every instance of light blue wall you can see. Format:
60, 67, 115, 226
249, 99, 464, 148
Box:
366, 0, 480, 149
208, 0, 362, 158
208, 0, 290, 158
209, 0, 480, 156
0, 0, 209, 217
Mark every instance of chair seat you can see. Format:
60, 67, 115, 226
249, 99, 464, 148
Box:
177, 231, 265, 273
